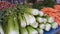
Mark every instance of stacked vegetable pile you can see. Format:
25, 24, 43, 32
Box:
0, 2, 59, 34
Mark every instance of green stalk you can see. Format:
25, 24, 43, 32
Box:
5, 10, 19, 34
18, 13, 26, 28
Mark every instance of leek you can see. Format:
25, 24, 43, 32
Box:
39, 24, 45, 29
24, 13, 30, 25
24, 13, 36, 24
30, 22, 38, 28
45, 23, 51, 31
18, 13, 26, 28
25, 8, 39, 15
36, 28, 44, 34
52, 22, 58, 29
6, 16, 19, 34
20, 27, 28, 34
48, 17, 54, 23
39, 11, 44, 16
43, 18, 47, 23
27, 26, 38, 34
36, 17, 44, 23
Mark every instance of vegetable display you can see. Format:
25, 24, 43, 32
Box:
0, 2, 59, 34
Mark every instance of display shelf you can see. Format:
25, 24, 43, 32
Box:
44, 26, 60, 34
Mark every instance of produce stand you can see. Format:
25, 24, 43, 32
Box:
0, 0, 60, 34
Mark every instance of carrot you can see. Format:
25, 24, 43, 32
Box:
54, 5, 60, 10
55, 18, 60, 25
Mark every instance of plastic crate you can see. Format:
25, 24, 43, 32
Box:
44, 26, 60, 34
